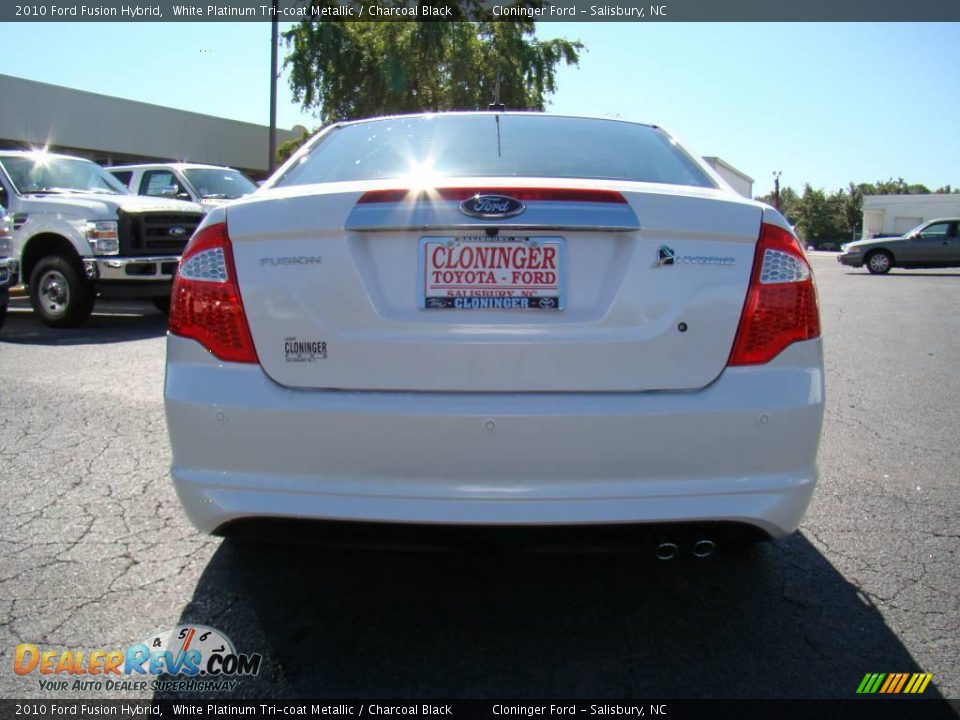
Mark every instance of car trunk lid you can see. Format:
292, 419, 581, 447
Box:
228, 179, 762, 392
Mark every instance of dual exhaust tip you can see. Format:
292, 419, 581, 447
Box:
655, 539, 716, 561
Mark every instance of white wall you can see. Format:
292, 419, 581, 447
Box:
702, 157, 753, 199
862, 194, 960, 237
716, 169, 753, 199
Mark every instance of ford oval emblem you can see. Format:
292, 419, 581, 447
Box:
459, 194, 526, 219
169, 226, 187, 237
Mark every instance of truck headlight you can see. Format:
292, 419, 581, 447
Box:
846, 246, 862, 254
0, 235, 11, 258
86, 221, 119, 255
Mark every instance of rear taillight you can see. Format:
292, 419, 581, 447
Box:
728, 222, 820, 366
169, 222, 258, 364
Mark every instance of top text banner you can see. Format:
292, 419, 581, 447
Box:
3, 0, 959, 22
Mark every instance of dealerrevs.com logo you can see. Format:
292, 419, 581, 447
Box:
13, 625, 262, 693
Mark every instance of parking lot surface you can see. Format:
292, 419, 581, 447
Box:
1, 255, 958, 700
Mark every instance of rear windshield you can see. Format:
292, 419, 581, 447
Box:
276, 115, 716, 189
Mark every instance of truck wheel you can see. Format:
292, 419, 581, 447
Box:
28, 256, 95, 328
0, 302, 7, 330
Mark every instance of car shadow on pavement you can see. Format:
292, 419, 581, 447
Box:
159, 530, 951, 700
0, 299, 167, 345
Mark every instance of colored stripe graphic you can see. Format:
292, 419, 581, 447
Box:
857, 673, 884, 694
879, 674, 895, 694
857, 672, 932, 694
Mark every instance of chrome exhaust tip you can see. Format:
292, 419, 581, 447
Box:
655, 541, 679, 561
692, 539, 716, 559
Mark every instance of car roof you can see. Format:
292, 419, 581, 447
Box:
329, 111, 660, 132
0, 149, 98, 162
105, 162, 239, 171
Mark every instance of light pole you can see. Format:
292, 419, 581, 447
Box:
772, 170, 782, 211
268, 0, 279, 174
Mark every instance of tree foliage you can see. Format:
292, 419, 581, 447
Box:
277, 127, 312, 164
283, 11, 583, 125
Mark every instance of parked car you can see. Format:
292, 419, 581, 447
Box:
838, 218, 960, 274
0, 150, 204, 326
106, 163, 258, 212
164, 113, 824, 554
0, 205, 15, 329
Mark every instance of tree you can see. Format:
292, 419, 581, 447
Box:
777, 187, 800, 224
858, 177, 931, 196
756, 176, 954, 246
791, 184, 845, 244
841, 182, 862, 233
756, 186, 798, 223
283, 12, 583, 125
277, 127, 312, 164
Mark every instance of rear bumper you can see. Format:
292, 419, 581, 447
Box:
164, 336, 824, 538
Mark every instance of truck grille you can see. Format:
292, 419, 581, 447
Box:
118, 211, 203, 256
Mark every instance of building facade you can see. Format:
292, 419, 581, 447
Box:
702, 156, 754, 199
0, 74, 303, 178
862, 194, 960, 237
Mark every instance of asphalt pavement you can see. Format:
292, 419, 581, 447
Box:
0, 255, 957, 701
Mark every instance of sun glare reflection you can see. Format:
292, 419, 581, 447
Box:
392, 126, 453, 201
399, 156, 446, 201
28, 146, 53, 166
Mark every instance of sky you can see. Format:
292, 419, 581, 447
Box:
0, 21, 958, 197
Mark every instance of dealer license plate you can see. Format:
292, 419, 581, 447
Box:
419, 236, 565, 310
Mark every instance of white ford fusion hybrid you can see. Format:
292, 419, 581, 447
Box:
164, 113, 823, 549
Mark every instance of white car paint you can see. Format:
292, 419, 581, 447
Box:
164, 113, 824, 542
0, 150, 202, 284
7, 193, 199, 254
166, 331, 822, 538
229, 178, 763, 392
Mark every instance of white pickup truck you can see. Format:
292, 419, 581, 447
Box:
0, 150, 204, 327
106, 162, 258, 212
